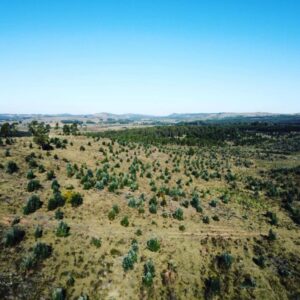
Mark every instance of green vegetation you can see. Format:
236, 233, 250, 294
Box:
23, 194, 43, 215
56, 221, 70, 237
1, 120, 300, 299
3, 226, 25, 247
146, 238, 160, 252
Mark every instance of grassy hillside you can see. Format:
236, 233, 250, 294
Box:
0, 124, 299, 299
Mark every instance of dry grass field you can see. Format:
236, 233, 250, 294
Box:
0, 126, 300, 300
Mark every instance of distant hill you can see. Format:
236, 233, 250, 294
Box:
1, 112, 299, 124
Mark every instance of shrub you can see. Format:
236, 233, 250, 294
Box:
34, 225, 43, 239
203, 216, 210, 224
135, 229, 142, 236
27, 169, 35, 179
120, 216, 129, 227
179, 225, 185, 231
51, 179, 60, 192
147, 238, 160, 252
66, 163, 74, 177
91, 237, 102, 248
190, 194, 202, 212
268, 229, 277, 241
6, 161, 19, 174
253, 255, 266, 268
212, 215, 220, 221
108, 181, 118, 193
47, 170, 55, 180
108, 210, 116, 220
27, 179, 41, 192
149, 203, 157, 214
56, 221, 70, 237
33, 242, 52, 260
66, 274, 75, 286
122, 250, 137, 271
52, 287, 66, 300
23, 195, 43, 215
173, 208, 184, 220
3, 226, 25, 247
209, 199, 218, 207
241, 274, 256, 288
205, 277, 221, 298
112, 204, 119, 214
142, 260, 155, 287
21, 253, 37, 271
48, 192, 65, 211
266, 211, 278, 225
55, 209, 64, 220
217, 252, 233, 270
70, 192, 83, 207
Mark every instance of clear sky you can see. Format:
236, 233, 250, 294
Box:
0, 0, 299, 115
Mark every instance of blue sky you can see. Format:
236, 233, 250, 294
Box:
0, 0, 299, 115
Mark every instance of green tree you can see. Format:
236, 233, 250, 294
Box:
28, 121, 51, 150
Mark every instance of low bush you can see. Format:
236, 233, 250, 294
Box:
56, 221, 70, 237
203, 216, 210, 224
205, 276, 221, 298
47, 170, 55, 180
70, 192, 83, 207
55, 209, 64, 220
23, 195, 43, 215
6, 161, 19, 174
52, 287, 66, 300
21, 253, 37, 271
142, 260, 156, 287
209, 199, 218, 207
91, 237, 102, 248
27, 169, 35, 179
173, 208, 184, 220
33, 242, 52, 260
268, 229, 277, 241
147, 238, 160, 252
48, 192, 65, 211
120, 216, 129, 227
34, 225, 43, 239
217, 252, 233, 270
3, 226, 25, 247
27, 179, 41, 192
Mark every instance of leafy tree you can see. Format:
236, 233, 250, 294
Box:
63, 124, 71, 135
28, 121, 51, 150
0, 122, 17, 137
